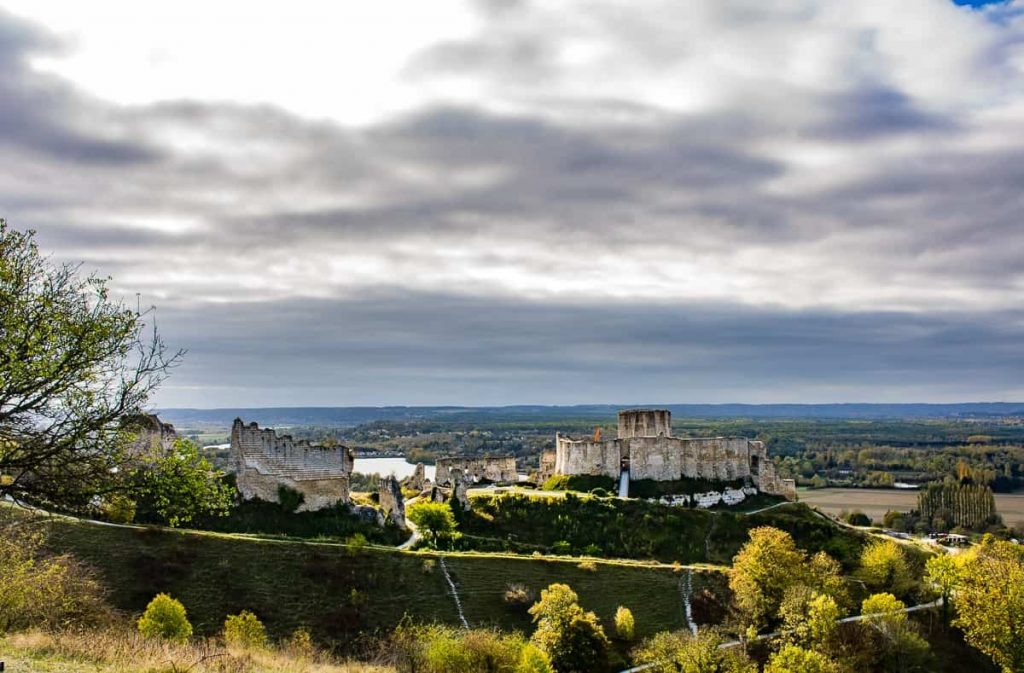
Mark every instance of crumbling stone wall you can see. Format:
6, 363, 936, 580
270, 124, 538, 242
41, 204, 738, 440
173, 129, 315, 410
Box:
554, 409, 795, 499
435, 456, 517, 486
537, 449, 557, 483
230, 418, 353, 511
123, 413, 177, 459
379, 475, 406, 527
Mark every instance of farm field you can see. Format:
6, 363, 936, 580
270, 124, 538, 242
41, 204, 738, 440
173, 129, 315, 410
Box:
799, 488, 1024, 528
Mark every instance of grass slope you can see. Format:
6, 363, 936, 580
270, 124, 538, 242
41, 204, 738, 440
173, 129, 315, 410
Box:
458, 497, 866, 567
43, 518, 690, 648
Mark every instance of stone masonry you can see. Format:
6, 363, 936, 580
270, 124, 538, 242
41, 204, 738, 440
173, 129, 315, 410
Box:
378, 475, 406, 527
230, 418, 354, 511
435, 456, 517, 486
554, 409, 795, 498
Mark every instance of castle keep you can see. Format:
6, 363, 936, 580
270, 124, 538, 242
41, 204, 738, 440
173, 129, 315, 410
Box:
230, 418, 354, 511
553, 409, 795, 498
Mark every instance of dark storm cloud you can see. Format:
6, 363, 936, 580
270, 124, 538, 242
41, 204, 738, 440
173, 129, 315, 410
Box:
153, 292, 1024, 406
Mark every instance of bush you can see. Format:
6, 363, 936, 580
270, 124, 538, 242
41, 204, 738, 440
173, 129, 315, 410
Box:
0, 523, 109, 632
577, 560, 598, 572
137, 593, 192, 643
389, 624, 526, 673
845, 510, 871, 527
222, 610, 268, 649
614, 606, 635, 641
542, 474, 616, 493
517, 643, 554, 673
285, 627, 315, 658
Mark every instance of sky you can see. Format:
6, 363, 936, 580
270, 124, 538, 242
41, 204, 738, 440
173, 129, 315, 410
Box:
1, 0, 1023, 407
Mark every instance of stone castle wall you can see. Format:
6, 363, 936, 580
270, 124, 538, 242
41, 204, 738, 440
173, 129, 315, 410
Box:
435, 456, 518, 486
230, 418, 353, 511
123, 413, 177, 459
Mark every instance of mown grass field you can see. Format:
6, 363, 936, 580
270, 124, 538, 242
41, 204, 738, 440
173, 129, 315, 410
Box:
799, 487, 1024, 527
44, 517, 692, 648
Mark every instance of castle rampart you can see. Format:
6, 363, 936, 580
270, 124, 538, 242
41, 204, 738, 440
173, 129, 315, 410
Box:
230, 418, 353, 511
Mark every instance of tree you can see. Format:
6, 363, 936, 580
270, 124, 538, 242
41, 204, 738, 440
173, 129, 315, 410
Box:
730, 527, 827, 629
529, 583, 609, 673
949, 538, 1024, 673
631, 630, 755, 673
764, 644, 839, 673
137, 593, 192, 643
780, 589, 841, 653
0, 221, 180, 510
859, 593, 931, 672
407, 501, 460, 549
924, 553, 958, 624
128, 439, 232, 527
856, 540, 916, 599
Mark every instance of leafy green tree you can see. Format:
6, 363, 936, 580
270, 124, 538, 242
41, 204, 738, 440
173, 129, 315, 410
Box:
859, 593, 931, 672
137, 593, 192, 643
764, 644, 839, 673
529, 583, 609, 673
407, 501, 461, 549
924, 553, 958, 624
223, 610, 268, 649
631, 630, 755, 673
948, 538, 1024, 673
856, 540, 915, 599
0, 220, 180, 510
730, 527, 807, 628
129, 439, 232, 527
780, 589, 841, 653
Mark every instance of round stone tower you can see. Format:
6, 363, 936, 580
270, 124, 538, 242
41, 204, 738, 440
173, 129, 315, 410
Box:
617, 409, 672, 439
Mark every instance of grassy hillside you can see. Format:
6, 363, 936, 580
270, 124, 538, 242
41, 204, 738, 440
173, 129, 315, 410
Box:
458, 497, 867, 567
43, 517, 693, 648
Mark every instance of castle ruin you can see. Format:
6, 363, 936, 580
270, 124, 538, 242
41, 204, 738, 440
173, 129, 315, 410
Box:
435, 456, 518, 487
230, 418, 354, 511
554, 409, 795, 498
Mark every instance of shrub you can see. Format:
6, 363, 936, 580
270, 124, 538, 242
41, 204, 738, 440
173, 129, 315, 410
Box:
577, 560, 597, 572
517, 643, 554, 673
285, 627, 315, 658
277, 485, 306, 513
614, 606, 635, 641
552, 540, 572, 554
0, 523, 109, 632
137, 593, 192, 643
845, 510, 871, 527
391, 624, 526, 673
222, 610, 268, 649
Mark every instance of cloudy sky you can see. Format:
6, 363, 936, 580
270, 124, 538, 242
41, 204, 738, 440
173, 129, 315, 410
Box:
2, 0, 1023, 407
